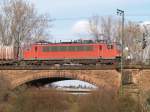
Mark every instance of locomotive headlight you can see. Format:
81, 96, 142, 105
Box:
125, 47, 129, 51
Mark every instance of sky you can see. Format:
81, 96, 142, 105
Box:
29, 0, 150, 41
0, 0, 150, 41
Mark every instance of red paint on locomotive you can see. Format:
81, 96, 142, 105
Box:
23, 43, 121, 60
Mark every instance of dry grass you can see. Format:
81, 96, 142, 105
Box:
0, 82, 147, 112
78, 89, 144, 112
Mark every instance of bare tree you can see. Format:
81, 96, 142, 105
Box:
88, 16, 119, 42
88, 16, 145, 63
123, 22, 143, 63
115, 21, 144, 63
0, 0, 52, 59
88, 16, 101, 41
101, 16, 117, 42
142, 24, 150, 64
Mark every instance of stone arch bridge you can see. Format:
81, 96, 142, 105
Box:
0, 66, 150, 92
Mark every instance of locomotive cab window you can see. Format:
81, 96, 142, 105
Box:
107, 45, 113, 49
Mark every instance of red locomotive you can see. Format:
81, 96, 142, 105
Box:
0, 40, 121, 65
23, 40, 121, 65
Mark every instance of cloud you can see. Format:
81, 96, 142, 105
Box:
141, 21, 150, 25
72, 20, 90, 34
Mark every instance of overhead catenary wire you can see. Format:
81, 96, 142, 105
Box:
35, 14, 150, 22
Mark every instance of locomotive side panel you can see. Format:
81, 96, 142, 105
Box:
22, 42, 121, 65
23, 45, 38, 60
100, 44, 121, 59
23, 44, 101, 60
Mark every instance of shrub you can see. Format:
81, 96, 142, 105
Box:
118, 95, 143, 112
78, 89, 144, 112
78, 89, 118, 112
11, 89, 71, 112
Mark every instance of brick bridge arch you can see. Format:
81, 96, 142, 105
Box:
1, 69, 121, 90
2, 68, 150, 94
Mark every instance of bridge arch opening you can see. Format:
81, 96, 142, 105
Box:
25, 77, 73, 87
15, 75, 97, 89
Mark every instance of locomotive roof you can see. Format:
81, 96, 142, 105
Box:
35, 40, 120, 45
34, 42, 119, 46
